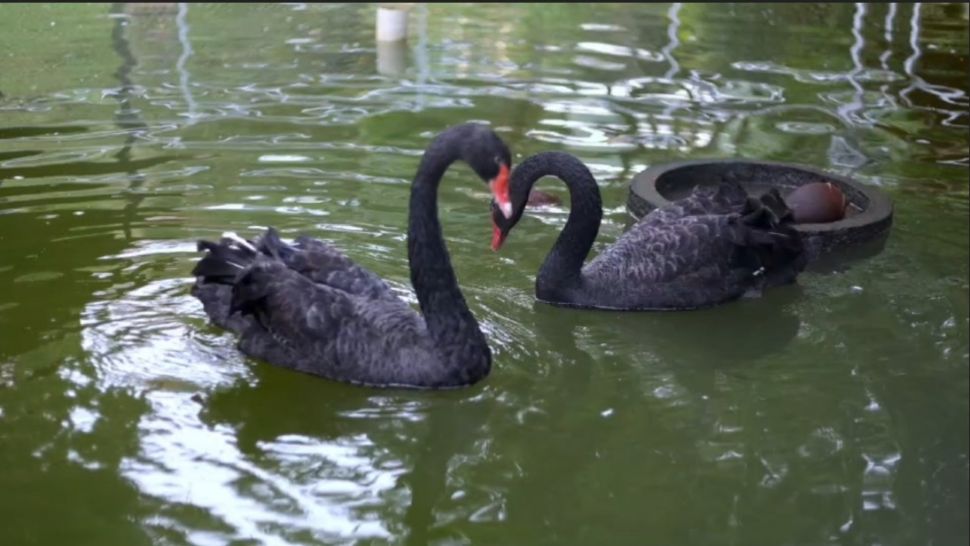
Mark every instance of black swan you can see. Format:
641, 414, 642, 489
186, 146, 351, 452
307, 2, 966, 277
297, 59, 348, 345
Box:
489, 151, 807, 311
190, 123, 512, 389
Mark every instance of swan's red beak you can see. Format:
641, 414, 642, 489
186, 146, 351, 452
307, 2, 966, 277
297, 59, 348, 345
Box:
491, 221, 507, 251
489, 164, 512, 219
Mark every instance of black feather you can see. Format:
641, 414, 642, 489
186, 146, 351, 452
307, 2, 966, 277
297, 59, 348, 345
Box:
191, 239, 257, 283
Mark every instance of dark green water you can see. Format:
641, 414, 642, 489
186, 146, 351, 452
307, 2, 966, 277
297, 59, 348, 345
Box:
1, 3, 967, 545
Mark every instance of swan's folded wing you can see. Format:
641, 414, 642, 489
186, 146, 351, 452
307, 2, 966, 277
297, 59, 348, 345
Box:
295, 236, 399, 301
231, 259, 427, 385
255, 229, 398, 301
582, 214, 779, 309
586, 214, 754, 284
641, 181, 750, 226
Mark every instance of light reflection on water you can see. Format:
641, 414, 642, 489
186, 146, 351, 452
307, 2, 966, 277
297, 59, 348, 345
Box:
1, 3, 968, 545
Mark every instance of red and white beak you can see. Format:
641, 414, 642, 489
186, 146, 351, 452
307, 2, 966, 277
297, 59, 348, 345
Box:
489, 163, 512, 219
491, 223, 506, 251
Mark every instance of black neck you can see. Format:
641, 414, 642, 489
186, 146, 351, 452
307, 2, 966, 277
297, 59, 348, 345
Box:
407, 127, 490, 367
510, 152, 602, 293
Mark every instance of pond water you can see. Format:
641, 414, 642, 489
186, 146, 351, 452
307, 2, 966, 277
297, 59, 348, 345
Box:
1, 3, 967, 545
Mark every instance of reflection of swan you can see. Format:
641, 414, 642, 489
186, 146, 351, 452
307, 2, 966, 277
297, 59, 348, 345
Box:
492, 290, 800, 541
491, 152, 806, 310
401, 398, 491, 546
191, 124, 512, 388
200, 366, 383, 451
533, 284, 802, 371
199, 363, 492, 546
607, 288, 802, 367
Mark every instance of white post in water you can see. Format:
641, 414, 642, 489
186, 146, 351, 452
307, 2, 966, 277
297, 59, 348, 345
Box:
376, 4, 412, 76
376, 4, 410, 42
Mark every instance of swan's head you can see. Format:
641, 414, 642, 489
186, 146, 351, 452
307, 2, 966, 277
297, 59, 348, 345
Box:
463, 125, 512, 219
429, 123, 513, 251
491, 189, 563, 249
489, 152, 572, 251
459, 126, 514, 248
452, 124, 513, 219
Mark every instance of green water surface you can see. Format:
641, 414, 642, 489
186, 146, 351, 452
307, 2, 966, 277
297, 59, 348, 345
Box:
1, 3, 968, 545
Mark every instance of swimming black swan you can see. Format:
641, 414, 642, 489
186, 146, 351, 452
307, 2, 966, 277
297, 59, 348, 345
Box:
191, 123, 513, 388
489, 151, 807, 310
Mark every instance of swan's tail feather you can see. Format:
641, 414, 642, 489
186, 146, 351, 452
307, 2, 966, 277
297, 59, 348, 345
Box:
256, 227, 295, 262
757, 188, 794, 223
736, 191, 807, 286
192, 237, 258, 284
680, 180, 749, 216
228, 264, 276, 316
221, 231, 258, 253
712, 179, 749, 206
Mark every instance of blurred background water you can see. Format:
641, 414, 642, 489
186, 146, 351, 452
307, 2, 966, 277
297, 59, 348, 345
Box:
0, 3, 967, 545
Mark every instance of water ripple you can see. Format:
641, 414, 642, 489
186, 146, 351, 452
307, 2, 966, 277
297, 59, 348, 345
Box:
1, 3, 967, 545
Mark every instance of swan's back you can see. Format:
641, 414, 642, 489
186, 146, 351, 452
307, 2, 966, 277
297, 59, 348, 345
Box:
227, 259, 440, 384
576, 188, 805, 310
261, 229, 398, 302
190, 229, 480, 388
191, 228, 399, 328
640, 180, 751, 226
193, 241, 482, 387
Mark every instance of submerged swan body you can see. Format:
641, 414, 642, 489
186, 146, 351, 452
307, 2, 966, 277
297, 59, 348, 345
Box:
191, 123, 512, 389
491, 152, 807, 311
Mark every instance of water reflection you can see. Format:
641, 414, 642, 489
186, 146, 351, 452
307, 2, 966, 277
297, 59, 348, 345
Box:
377, 40, 409, 77
175, 3, 199, 123
197, 366, 493, 543
110, 3, 152, 240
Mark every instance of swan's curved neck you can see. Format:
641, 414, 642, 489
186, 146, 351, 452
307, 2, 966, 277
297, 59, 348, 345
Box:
407, 131, 490, 371
511, 152, 602, 294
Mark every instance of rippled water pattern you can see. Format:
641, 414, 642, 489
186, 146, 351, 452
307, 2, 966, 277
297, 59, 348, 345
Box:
1, 3, 968, 545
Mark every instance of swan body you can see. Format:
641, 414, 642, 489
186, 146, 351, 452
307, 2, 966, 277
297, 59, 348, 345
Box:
191, 123, 512, 389
491, 152, 806, 311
